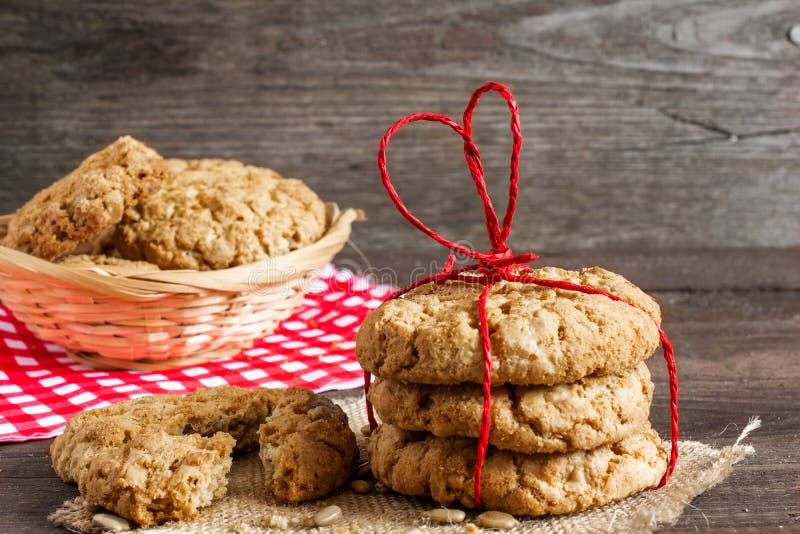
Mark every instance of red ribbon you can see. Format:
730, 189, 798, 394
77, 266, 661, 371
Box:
363, 82, 678, 507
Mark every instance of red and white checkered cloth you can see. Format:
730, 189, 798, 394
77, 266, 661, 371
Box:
0, 265, 391, 442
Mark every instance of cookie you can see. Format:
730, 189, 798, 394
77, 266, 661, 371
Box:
2, 136, 166, 260
51, 386, 357, 526
368, 423, 667, 516
83, 430, 234, 526
113, 158, 327, 270
258, 388, 358, 502
56, 254, 160, 273
368, 361, 653, 454
51, 393, 184, 487
357, 266, 661, 386
51, 387, 265, 487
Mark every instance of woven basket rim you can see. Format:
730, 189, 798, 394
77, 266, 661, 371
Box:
0, 203, 363, 299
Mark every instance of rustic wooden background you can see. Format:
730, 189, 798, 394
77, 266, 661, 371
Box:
0, 1, 798, 532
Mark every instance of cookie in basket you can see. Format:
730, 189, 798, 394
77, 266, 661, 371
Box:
113, 158, 327, 270
357, 266, 661, 386
56, 253, 160, 274
2, 136, 167, 260
367, 361, 653, 454
51, 386, 357, 526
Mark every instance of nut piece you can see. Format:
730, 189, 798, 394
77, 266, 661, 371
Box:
92, 512, 131, 532
374, 481, 390, 494
422, 508, 466, 523
477, 511, 519, 529
314, 505, 343, 527
350, 479, 374, 493
464, 524, 479, 533
361, 424, 373, 436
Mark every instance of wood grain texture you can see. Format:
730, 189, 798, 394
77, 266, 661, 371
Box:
0, 0, 798, 252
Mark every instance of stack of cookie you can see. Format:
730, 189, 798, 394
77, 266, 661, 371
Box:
2, 136, 327, 271
358, 266, 667, 516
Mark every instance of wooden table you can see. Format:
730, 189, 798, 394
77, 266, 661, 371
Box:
1, 1, 798, 531
1, 248, 798, 532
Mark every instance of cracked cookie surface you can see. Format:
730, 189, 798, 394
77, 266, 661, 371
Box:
368, 423, 666, 516
83, 430, 234, 527
368, 361, 653, 454
258, 388, 357, 502
2, 136, 166, 260
357, 266, 661, 386
51, 386, 356, 526
113, 158, 326, 270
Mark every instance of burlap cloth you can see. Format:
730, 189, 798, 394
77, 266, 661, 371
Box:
49, 392, 759, 533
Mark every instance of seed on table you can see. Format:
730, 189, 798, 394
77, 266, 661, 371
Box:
422, 508, 466, 523
314, 505, 343, 527
464, 523, 479, 533
350, 479, 373, 493
477, 510, 519, 529
92, 512, 131, 532
374, 480, 390, 493
361, 424, 373, 436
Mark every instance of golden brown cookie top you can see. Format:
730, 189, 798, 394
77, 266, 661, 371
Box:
2, 136, 166, 260
113, 158, 327, 270
357, 266, 661, 386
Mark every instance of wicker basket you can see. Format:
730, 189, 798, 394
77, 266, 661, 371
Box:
0, 203, 361, 370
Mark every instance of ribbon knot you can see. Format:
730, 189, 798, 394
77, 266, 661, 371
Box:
365, 82, 679, 508
477, 249, 511, 276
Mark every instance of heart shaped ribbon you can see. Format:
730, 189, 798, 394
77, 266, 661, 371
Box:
364, 82, 678, 507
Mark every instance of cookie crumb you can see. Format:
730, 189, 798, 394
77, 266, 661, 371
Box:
231, 521, 252, 534
264, 513, 289, 529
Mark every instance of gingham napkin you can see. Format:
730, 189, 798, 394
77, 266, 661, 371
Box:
0, 265, 390, 442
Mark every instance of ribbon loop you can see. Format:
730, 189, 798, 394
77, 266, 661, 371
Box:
378, 82, 524, 263
462, 82, 523, 250
378, 113, 504, 263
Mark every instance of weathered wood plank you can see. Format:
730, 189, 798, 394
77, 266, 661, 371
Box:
0, 0, 798, 252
